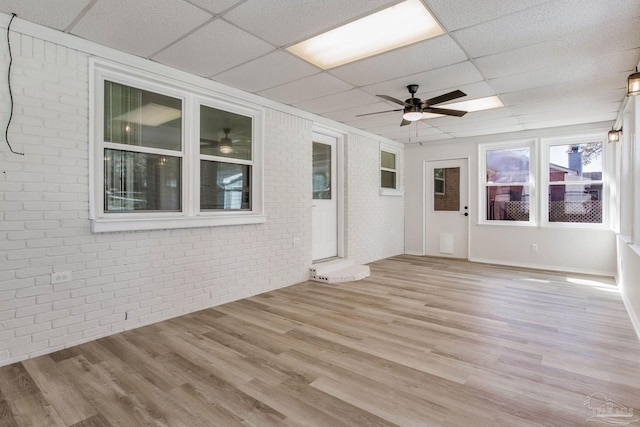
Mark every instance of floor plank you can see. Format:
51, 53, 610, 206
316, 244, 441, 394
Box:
1, 255, 639, 426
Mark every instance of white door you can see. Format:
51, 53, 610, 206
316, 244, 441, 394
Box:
424, 158, 469, 259
312, 133, 337, 261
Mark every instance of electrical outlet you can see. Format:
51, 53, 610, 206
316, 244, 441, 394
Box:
51, 271, 72, 284
293, 237, 301, 245
531, 243, 538, 252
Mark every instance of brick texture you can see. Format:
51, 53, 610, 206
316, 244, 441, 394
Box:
0, 30, 403, 365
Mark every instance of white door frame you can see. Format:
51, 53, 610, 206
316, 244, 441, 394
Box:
312, 125, 344, 260
422, 157, 470, 259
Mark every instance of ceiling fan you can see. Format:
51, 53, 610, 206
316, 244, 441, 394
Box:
200, 128, 234, 154
357, 84, 468, 126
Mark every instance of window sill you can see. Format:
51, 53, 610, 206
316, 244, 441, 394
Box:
477, 220, 537, 228
91, 214, 267, 233
380, 188, 403, 197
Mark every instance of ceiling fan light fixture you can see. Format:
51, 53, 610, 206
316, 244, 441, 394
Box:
402, 108, 423, 122
219, 128, 233, 154
627, 67, 640, 96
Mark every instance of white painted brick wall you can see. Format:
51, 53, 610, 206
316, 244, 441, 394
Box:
345, 134, 405, 264
0, 29, 403, 366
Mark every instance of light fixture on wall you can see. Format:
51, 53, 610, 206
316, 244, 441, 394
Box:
219, 128, 233, 154
628, 66, 640, 96
607, 128, 622, 143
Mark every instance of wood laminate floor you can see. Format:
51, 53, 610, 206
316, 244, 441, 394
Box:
1, 255, 640, 426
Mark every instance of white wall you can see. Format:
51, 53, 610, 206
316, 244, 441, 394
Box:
617, 95, 640, 339
0, 20, 404, 365
405, 125, 617, 276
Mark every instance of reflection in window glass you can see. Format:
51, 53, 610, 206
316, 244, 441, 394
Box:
485, 147, 531, 221
104, 81, 182, 151
104, 149, 181, 212
434, 167, 459, 211
200, 161, 251, 210
381, 170, 396, 189
200, 105, 252, 160
486, 185, 530, 221
434, 168, 445, 195
548, 142, 603, 224
486, 147, 530, 184
381, 151, 396, 169
313, 142, 331, 199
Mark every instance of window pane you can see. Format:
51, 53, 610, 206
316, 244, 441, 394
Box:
104, 81, 182, 151
434, 167, 459, 211
381, 170, 396, 189
486, 185, 530, 221
313, 142, 331, 199
549, 142, 602, 182
381, 151, 396, 169
200, 161, 251, 210
200, 105, 252, 160
104, 149, 181, 212
549, 183, 602, 223
486, 147, 530, 183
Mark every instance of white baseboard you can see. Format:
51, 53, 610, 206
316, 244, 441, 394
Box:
621, 290, 640, 342
468, 257, 615, 278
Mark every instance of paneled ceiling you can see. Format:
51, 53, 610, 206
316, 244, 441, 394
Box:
1, 0, 639, 144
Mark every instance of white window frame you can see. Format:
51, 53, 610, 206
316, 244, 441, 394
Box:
541, 134, 607, 229
89, 59, 265, 233
380, 141, 403, 196
478, 140, 537, 227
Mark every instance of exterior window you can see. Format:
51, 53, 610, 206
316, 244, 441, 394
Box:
434, 168, 445, 195
381, 150, 397, 189
199, 105, 252, 211
103, 81, 183, 213
482, 145, 533, 223
92, 60, 264, 232
546, 141, 604, 225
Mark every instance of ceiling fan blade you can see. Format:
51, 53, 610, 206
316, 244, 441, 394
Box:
377, 94, 411, 107
424, 90, 466, 106
423, 107, 467, 117
355, 108, 402, 117
400, 118, 411, 126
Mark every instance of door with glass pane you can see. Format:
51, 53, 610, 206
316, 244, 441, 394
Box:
312, 133, 337, 261
424, 158, 469, 258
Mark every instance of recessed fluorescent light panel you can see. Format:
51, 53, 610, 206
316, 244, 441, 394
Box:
287, 0, 444, 70
421, 96, 504, 119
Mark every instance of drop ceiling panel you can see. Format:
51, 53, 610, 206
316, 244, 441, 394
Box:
453, 0, 640, 58
152, 20, 274, 77
187, 0, 244, 14
213, 51, 319, 93
450, 125, 525, 139
0, 0, 92, 30
0, 0, 635, 145
488, 49, 640, 94
224, 0, 397, 46
361, 61, 484, 98
71, 0, 212, 58
516, 101, 622, 124
258, 73, 353, 105
499, 72, 629, 106
521, 112, 618, 130
344, 112, 404, 129
426, 0, 549, 31
293, 89, 380, 115
329, 35, 467, 86
426, 106, 515, 127
437, 116, 521, 133
509, 91, 625, 116
474, 17, 640, 79
322, 101, 399, 122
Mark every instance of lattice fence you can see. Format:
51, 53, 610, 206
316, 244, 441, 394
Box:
549, 201, 602, 223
